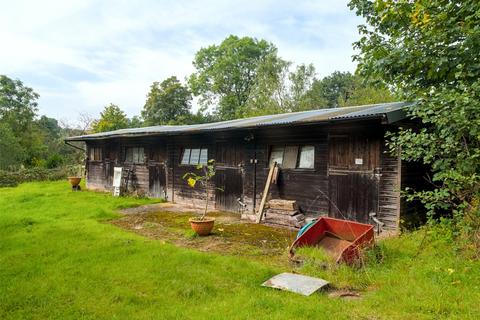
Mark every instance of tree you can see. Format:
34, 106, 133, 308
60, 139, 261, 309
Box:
0, 122, 25, 169
243, 54, 291, 117
288, 64, 319, 112
92, 104, 129, 133
0, 75, 42, 167
349, 0, 480, 224
307, 71, 394, 108
141, 76, 192, 125
340, 82, 395, 107
128, 115, 144, 128
189, 35, 279, 120
0, 75, 38, 135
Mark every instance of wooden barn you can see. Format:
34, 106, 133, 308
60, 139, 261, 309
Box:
65, 102, 424, 232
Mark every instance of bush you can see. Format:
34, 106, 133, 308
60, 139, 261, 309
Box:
45, 154, 64, 169
0, 166, 73, 188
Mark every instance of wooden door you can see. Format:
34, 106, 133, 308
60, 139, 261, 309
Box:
328, 173, 378, 223
327, 134, 380, 223
215, 142, 244, 212
215, 167, 243, 212
104, 161, 114, 189
149, 164, 167, 199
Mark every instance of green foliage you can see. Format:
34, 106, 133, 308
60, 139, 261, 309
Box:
128, 115, 144, 128
0, 167, 72, 187
308, 71, 395, 108
0, 75, 38, 134
44, 153, 64, 169
0, 182, 479, 318
0, 122, 26, 170
350, 0, 480, 229
142, 76, 193, 125
0, 75, 44, 168
92, 103, 129, 133
189, 35, 279, 120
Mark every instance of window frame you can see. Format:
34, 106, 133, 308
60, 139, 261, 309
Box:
267, 144, 315, 170
124, 146, 145, 164
180, 147, 208, 166
89, 146, 103, 162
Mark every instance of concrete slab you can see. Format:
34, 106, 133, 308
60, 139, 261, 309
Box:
262, 272, 329, 296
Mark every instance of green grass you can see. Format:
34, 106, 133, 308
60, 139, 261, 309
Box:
1, 181, 479, 319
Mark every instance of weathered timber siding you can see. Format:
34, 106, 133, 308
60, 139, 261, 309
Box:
377, 143, 401, 230
83, 119, 421, 231
249, 125, 329, 216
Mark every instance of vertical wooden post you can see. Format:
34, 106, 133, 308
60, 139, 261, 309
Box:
256, 162, 277, 223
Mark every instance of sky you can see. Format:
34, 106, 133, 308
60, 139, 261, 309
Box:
0, 0, 364, 125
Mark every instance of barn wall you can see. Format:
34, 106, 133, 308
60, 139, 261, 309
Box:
247, 125, 330, 217
84, 119, 407, 230
85, 137, 168, 196
377, 143, 402, 230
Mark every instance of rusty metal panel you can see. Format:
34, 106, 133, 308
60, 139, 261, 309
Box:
262, 273, 329, 296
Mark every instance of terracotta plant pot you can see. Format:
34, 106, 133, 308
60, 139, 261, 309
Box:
68, 177, 81, 187
189, 217, 215, 236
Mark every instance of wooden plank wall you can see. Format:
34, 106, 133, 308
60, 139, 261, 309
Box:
249, 126, 330, 216
378, 143, 402, 230
84, 120, 408, 230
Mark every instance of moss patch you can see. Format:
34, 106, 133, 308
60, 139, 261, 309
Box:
110, 210, 296, 266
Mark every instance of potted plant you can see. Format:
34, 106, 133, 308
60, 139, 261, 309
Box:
68, 164, 84, 189
183, 160, 220, 236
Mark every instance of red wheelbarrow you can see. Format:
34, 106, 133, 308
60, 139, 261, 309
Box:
289, 217, 375, 264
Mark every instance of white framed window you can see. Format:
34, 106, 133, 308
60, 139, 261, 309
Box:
268, 145, 314, 169
181, 149, 191, 165
125, 147, 145, 163
269, 146, 284, 167
181, 148, 208, 165
298, 145, 315, 169
89, 147, 103, 161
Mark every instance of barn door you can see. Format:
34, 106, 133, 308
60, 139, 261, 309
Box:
328, 173, 378, 223
148, 163, 167, 199
215, 142, 244, 212
327, 134, 380, 223
104, 160, 114, 189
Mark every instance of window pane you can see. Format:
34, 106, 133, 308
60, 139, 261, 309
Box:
199, 148, 208, 165
283, 146, 299, 168
189, 149, 200, 164
135, 147, 144, 163
269, 146, 284, 167
125, 148, 133, 162
133, 148, 139, 163
181, 149, 191, 164
298, 145, 314, 169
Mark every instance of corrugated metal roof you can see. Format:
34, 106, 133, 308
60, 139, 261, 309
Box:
66, 102, 411, 141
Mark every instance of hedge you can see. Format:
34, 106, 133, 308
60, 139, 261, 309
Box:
0, 167, 75, 188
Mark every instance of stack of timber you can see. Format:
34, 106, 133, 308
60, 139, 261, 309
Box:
263, 199, 305, 229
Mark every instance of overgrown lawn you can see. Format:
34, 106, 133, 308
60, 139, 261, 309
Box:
0, 181, 478, 319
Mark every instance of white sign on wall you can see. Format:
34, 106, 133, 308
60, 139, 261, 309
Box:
355, 158, 363, 165
113, 167, 123, 196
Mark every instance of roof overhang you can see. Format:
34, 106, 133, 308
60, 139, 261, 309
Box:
65, 102, 413, 142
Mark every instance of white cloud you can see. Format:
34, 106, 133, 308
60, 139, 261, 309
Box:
0, 0, 363, 122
